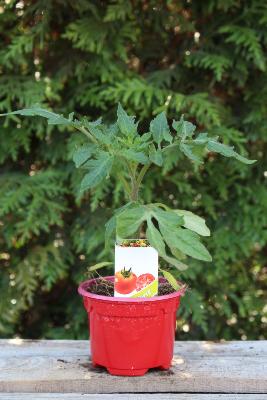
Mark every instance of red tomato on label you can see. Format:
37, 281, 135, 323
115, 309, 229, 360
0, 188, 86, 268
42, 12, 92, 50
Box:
115, 268, 137, 294
136, 273, 155, 291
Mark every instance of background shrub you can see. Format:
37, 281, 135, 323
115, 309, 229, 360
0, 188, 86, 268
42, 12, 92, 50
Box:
0, 0, 266, 340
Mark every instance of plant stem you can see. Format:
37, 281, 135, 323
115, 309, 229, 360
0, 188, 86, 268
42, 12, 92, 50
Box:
78, 126, 98, 144
136, 163, 151, 187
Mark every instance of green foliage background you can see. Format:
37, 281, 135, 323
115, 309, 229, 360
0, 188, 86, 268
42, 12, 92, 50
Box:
0, 0, 266, 340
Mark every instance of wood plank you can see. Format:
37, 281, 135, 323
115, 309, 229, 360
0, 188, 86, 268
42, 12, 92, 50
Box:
0, 340, 266, 394
0, 340, 266, 357
1, 394, 267, 400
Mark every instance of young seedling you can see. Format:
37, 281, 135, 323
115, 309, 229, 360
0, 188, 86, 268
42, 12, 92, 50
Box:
1, 104, 256, 289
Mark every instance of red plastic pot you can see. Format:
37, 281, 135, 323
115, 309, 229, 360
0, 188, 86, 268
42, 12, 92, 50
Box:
78, 276, 186, 376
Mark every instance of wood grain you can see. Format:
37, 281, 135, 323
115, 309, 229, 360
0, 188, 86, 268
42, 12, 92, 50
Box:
0, 340, 266, 394
0, 394, 267, 400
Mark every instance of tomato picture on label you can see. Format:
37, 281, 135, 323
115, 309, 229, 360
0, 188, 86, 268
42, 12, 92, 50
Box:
136, 273, 155, 291
115, 267, 137, 294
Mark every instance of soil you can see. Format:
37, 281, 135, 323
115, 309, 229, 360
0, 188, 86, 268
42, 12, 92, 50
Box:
87, 278, 177, 297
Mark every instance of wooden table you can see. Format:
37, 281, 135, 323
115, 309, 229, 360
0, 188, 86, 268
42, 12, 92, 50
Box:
0, 340, 266, 399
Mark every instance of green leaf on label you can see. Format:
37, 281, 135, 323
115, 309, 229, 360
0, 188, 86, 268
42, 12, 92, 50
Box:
175, 210, 210, 236
73, 144, 97, 168
117, 103, 137, 137
150, 112, 172, 145
80, 153, 113, 192
161, 269, 180, 291
149, 144, 163, 166
131, 279, 158, 298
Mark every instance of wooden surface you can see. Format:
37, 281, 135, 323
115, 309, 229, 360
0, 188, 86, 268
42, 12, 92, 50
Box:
0, 340, 266, 399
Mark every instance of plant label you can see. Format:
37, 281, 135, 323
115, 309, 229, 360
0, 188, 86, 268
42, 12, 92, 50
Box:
114, 240, 158, 297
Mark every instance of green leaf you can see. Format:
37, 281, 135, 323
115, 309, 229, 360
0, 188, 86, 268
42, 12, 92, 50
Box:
1, 106, 76, 126
150, 112, 172, 145
180, 142, 203, 164
161, 269, 181, 290
140, 132, 152, 142
146, 218, 166, 255
152, 207, 183, 228
233, 152, 257, 165
173, 117, 196, 139
73, 144, 97, 168
149, 145, 163, 166
105, 202, 136, 246
207, 140, 235, 157
159, 224, 212, 262
207, 139, 256, 164
175, 210, 210, 236
120, 149, 148, 164
88, 261, 113, 272
116, 205, 147, 237
80, 153, 113, 192
161, 254, 188, 271
117, 103, 137, 137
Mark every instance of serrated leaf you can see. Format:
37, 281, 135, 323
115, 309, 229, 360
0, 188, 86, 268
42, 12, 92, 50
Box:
116, 205, 147, 237
73, 144, 97, 168
233, 152, 256, 165
207, 139, 256, 164
159, 224, 212, 262
207, 140, 235, 157
161, 269, 181, 290
120, 149, 148, 164
1, 106, 75, 126
149, 144, 163, 166
150, 112, 172, 145
140, 132, 152, 142
175, 210, 210, 236
152, 207, 183, 228
117, 103, 137, 136
105, 202, 136, 246
180, 142, 203, 164
173, 118, 196, 139
80, 153, 113, 192
146, 218, 166, 255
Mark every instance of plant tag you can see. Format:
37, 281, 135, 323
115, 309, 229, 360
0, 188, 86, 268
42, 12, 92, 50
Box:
114, 240, 158, 297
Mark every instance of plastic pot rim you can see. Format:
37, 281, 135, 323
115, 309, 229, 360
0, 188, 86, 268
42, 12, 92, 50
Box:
78, 275, 186, 303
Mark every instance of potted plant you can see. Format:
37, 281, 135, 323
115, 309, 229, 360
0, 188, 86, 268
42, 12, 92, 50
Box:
1, 104, 255, 376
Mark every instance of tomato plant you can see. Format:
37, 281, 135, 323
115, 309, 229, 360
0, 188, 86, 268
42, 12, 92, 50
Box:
1, 104, 255, 289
